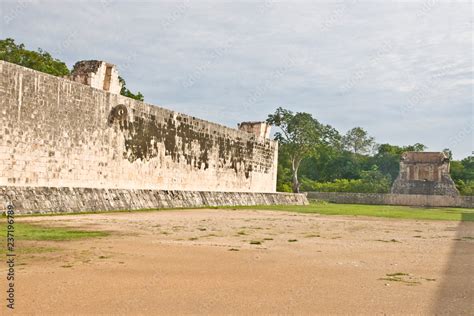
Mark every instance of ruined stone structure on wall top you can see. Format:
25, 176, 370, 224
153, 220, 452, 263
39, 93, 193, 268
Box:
238, 121, 272, 140
391, 152, 459, 196
66, 60, 122, 94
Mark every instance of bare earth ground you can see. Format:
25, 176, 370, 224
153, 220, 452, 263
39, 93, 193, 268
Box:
2, 209, 473, 315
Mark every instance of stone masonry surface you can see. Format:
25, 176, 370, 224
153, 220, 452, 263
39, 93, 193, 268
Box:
391, 152, 459, 196
307, 192, 473, 208
0, 186, 308, 215
0, 61, 279, 193
67, 60, 122, 95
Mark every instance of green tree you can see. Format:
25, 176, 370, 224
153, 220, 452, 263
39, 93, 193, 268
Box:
267, 107, 322, 193
0, 38, 69, 76
443, 148, 453, 160
274, 138, 294, 192
372, 143, 427, 181
451, 156, 474, 194
342, 127, 375, 154
454, 180, 474, 195
1, 38, 144, 101
118, 76, 144, 101
410, 143, 428, 152
458, 156, 474, 181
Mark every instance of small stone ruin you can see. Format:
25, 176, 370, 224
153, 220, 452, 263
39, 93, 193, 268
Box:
391, 152, 459, 196
66, 60, 122, 94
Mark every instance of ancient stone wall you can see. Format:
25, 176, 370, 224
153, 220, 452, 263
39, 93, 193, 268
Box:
0, 61, 278, 193
307, 192, 473, 208
0, 186, 308, 215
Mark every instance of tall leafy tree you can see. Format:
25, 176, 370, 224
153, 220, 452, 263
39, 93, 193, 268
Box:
342, 127, 375, 154
0, 38, 69, 76
1, 38, 144, 101
451, 156, 474, 181
372, 143, 427, 181
267, 107, 323, 193
450, 156, 474, 195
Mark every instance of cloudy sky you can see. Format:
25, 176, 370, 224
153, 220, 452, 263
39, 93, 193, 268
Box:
1, 0, 472, 158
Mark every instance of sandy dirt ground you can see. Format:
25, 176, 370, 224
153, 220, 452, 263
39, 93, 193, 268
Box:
1, 209, 473, 315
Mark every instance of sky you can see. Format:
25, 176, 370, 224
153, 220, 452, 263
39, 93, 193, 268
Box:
1, 0, 472, 159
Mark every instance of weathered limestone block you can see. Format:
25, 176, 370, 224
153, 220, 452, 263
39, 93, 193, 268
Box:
238, 121, 271, 140
66, 60, 122, 94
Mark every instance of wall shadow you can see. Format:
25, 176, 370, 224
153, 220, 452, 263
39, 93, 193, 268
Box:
433, 212, 474, 314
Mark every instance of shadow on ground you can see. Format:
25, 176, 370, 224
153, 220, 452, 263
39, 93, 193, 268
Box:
433, 212, 474, 314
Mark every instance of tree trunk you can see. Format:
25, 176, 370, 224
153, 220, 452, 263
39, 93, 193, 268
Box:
291, 158, 301, 193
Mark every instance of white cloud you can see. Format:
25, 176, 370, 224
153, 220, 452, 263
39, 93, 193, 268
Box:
1, 0, 472, 158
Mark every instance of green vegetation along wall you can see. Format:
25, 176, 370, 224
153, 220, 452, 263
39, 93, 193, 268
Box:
269, 108, 473, 195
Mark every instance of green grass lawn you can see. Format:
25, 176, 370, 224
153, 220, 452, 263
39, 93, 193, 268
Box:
1, 202, 473, 228
228, 202, 474, 221
0, 221, 109, 254
0, 222, 109, 241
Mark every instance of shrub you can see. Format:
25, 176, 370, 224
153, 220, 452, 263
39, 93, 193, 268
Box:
300, 169, 391, 193
455, 180, 474, 196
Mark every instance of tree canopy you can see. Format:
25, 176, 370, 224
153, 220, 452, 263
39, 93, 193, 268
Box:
268, 107, 472, 195
267, 107, 334, 193
0, 38, 69, 76
0, 38, 144, 101
342, 127, 375, 154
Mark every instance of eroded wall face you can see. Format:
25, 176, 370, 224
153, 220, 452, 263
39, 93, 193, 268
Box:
0, 61, 278, 192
